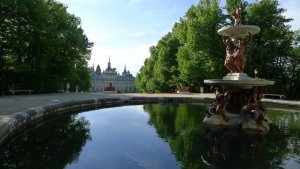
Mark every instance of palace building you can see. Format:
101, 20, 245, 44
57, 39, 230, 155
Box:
90, 57, 136, 93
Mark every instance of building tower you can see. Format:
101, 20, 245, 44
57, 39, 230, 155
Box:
107, 56, 112, 70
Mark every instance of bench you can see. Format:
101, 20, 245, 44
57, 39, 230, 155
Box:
9, 90, 33, 95
176, 85, 190, 94
57, 90, 64, 93
263, 94, 285, 99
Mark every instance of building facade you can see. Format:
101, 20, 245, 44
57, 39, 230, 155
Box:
90, 58, 136, 93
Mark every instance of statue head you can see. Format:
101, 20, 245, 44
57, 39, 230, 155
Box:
225, 38, 234, 49
226, 38, 232, 44
231, 7, 242, 25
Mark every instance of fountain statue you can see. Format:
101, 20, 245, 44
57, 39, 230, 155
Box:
103, 82, 117, 93
203, 8, 274, 132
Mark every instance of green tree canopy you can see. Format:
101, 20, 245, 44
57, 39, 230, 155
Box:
135, 0, 299, 99
245, 0, 294, 94
136, 33, 180, 93
0, 0, 93, 93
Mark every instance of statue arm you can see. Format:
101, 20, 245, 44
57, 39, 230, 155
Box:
246, 32, 252, 42
222, 36, 226, 44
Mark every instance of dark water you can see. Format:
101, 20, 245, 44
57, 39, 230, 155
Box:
0, 104, 300, 169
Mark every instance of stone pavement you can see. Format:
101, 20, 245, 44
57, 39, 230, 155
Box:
0, 92, 299, 116
0, 92, 215, 116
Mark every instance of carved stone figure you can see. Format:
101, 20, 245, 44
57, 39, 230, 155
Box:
207, 87, 230, 122
223, 37, 248, 73
223, 37, 236, 73
215, 89, 230, 121
240, 87, 266, 124
233, 38, 247, 72
231, 8, 242, 26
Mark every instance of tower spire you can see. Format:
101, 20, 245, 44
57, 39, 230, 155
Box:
107, 56, 111, 70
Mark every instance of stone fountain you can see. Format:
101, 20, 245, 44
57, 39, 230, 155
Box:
203, 8, 274, 132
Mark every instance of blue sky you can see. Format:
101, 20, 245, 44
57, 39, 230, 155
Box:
57, 0, 300, 75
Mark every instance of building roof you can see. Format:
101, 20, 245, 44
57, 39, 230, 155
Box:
91, 57, 134, 81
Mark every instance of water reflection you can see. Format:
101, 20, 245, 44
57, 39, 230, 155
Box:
0, 115, 91, 169
144, 104, 300, 169
0, 104, 299, 169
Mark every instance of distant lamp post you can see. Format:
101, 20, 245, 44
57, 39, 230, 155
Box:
0, 53, 4, 96
63, 77, 66, 92
254, 69, 258, 78
0, 76, 2, 96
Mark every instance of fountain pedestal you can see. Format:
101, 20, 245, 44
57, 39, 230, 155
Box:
223, 73, 250, 80
204, 75, 274, 132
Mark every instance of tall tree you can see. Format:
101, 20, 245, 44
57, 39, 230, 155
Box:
0, 0, 93, 93
136, 0, 298, 98
245, 0, 293, 94
135, 54, 157, 93
286, 30, 300, 99
225, 0, 246, 13
174, 0, 224, 91
152, 33, 180, 92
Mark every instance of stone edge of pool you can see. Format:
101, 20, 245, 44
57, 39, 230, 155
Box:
0, 96, 213, 147
0, 95, 299, 148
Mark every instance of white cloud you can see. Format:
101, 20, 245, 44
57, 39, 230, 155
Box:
130, 32, 146, 38
85, 30, 110, 42
58, 0, 199, 77
279, 0, 300, 30
128, 0, 144, 4
89, 43, 154, 76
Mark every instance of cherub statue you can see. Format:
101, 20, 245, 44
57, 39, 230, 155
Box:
231, 8, 242, 26
232, 38, 247, 72
223, 37, 236, 73
241, 87, 266, 124
232, 33, 251, 73
215, 87, 230, 121
207, 86, 230, 122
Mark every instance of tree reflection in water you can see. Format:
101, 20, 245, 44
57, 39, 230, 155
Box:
144, 103, 300, 169
0, 115, 91, 169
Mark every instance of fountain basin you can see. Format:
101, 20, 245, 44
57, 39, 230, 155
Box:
217, 25, 260, 38
203, 111, 272, 132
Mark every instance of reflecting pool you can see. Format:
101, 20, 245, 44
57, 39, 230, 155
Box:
0, 103, 300, 169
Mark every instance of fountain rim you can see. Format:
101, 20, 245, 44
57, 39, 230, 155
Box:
204, 79, 275, 87
217, 24, 261, 38
0, 93, 298, 150
0, 96, 213, 148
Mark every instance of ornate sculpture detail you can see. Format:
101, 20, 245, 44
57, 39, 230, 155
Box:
223, 37, 249, 73
233, 38, 247, 72
241, 87, 266, 124
207, 86, 230, 122
104, 83, 115, 91
207, 86, 268, 127
222, 8, 252, 73
231, 8, 242, 26
223, 38, 236, 73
